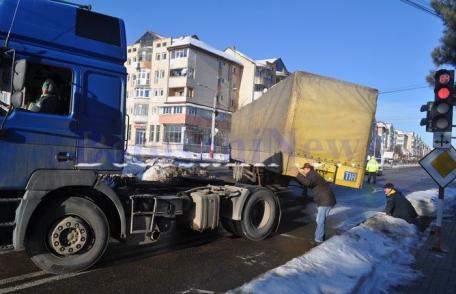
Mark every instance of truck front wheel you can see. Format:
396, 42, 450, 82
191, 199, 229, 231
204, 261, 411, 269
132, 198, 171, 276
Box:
240, 189, 278, 241
25, 197, 109, 274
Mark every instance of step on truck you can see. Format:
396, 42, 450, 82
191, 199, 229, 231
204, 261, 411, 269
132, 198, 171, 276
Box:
0, 0, 281, 274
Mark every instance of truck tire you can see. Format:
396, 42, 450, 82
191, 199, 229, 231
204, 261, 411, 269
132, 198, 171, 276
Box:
240, 188, 278, 241
25, 197, 109, 274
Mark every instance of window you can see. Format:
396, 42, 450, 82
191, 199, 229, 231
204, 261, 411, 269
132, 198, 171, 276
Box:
151, 106, 158, 114
162, 106, 172, 114
170, 48, 188, 59
232, 67, 236, 73
136, 69, 150, 85
160, 89, 164, 96
155, 125, 161, 142
155, 53, 161, 61
188, 67, 195, 78
13, 62, 73, 116
162, 53, 167, 60
188, 106, 197, 116
135, 88, 150, 98
173, 106, 183, 114
162, 42, 167, 47
135, 128, 146, 145
133, 104, 148, 116
128, 49, 131, 53
149, 125, 155, 142
160, 70, 165, 78
154, 71, 159, 84
156, 43, 161, 48
187, 87, 194, 98
164, 124, 182, 143
76, 9, 121, 46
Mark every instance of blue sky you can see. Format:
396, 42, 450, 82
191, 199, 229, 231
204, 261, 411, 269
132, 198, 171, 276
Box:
78, 0, 446, 145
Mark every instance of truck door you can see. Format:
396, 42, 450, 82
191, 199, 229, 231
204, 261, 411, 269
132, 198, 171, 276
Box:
0, 59, 77, 189
77, 70, 124, 170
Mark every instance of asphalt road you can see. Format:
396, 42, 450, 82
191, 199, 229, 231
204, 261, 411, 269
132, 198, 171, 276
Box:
0, 167, 439, 294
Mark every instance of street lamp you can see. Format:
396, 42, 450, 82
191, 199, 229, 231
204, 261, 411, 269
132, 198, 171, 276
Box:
197, 83, 236, 159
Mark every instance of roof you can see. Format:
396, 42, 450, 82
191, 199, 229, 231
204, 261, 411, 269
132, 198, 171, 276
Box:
256, 58, 279, 64
170, 36, 241, 65
135, 31, 164, 46
224, 48, 281, 69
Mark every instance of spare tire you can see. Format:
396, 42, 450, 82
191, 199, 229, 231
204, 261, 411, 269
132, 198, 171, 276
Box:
240, 188, 279, 241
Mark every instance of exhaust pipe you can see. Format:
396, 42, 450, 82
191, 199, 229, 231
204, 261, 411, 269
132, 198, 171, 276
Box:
148, 230, 160, 242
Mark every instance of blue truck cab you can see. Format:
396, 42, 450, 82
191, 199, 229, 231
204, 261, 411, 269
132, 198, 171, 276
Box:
0, 0, 129, 273
0, 0, 280, 275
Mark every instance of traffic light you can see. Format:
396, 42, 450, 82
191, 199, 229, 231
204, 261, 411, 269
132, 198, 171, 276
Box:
420, 70, 454, 133
420, 101, 433, 132
431, 70, 454, 132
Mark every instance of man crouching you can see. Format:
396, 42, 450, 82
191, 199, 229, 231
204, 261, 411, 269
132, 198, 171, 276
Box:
296, 163, 336, 244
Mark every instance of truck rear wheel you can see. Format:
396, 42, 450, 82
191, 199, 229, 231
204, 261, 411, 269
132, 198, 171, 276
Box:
25, 197, 109, 274
240, 189, 278, 241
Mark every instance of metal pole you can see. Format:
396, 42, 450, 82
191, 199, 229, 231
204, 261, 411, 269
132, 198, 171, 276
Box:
210, 95, 216, 159
432, 186, 445, 252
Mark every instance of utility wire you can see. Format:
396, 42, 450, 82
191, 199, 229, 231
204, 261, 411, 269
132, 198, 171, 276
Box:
399, 0, 441, 19
379, 84, 429, 95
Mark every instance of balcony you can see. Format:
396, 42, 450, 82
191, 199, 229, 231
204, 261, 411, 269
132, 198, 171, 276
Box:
131, 113, 148, 123
167, 96, 188, 103
168, 76, 188, 88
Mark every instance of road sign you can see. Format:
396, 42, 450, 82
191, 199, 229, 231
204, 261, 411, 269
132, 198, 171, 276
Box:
433, 132, 452, 149
420, 146, 456, 187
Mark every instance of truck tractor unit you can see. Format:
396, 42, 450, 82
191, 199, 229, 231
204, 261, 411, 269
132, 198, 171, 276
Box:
0, 0, 280, 274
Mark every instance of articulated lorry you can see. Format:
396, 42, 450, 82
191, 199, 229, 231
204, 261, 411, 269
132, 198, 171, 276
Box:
0, 0, 281, 274
231, 71, 378, 189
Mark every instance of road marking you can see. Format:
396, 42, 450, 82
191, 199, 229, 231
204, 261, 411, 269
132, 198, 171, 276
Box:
279, 233, 307, 240
0, 271, 47, 287
0, 272, 85, 293
179, 289, 215, 294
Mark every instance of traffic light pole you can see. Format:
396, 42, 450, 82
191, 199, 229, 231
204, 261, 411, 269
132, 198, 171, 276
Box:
432, 186, 445, 252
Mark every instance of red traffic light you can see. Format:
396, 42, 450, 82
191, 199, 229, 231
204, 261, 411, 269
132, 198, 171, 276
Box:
437, 87, 450, 99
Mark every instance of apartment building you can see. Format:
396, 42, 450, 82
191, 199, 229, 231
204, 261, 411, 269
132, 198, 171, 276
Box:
224, 48, 289, 108
126, 34, 243, 159
126, 32, 162, 146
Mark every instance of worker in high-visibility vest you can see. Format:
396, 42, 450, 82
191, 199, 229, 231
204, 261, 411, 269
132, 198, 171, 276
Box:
366, 156, 380, 184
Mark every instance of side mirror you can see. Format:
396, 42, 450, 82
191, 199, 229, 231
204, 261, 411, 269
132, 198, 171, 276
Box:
13, 59, 27, 92
11, 91, 23, 108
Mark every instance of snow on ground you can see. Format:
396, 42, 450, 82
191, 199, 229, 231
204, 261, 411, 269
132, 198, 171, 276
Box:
406, 187, 456, 217
231, 188, 456, 294
231, 214, 420, 294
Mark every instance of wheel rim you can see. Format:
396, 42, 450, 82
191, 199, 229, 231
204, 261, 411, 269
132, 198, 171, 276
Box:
48, 216, 90, 256
249, 200, 272, 230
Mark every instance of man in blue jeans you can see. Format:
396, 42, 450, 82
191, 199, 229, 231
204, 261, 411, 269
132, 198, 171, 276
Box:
297, 163, 337, 245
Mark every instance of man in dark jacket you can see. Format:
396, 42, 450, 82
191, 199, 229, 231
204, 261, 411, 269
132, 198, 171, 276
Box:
296, 163, 337, 244
383, 183, 418, 223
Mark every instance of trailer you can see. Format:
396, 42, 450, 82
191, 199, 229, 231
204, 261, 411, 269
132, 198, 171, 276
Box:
0, 0, 280, 274
230, 71, 378, 189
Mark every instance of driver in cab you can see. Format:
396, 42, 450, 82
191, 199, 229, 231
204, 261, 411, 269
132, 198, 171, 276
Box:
28, 79, 60, 114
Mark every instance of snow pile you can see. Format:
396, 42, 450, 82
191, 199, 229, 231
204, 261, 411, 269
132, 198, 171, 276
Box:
406, 187, 456, 217
231, 214, 420, 294
122, 157, 209, 182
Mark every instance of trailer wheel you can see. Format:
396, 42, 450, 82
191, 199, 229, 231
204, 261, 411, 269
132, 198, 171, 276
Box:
25, 197, 109, 274
240, 189, 278, 241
